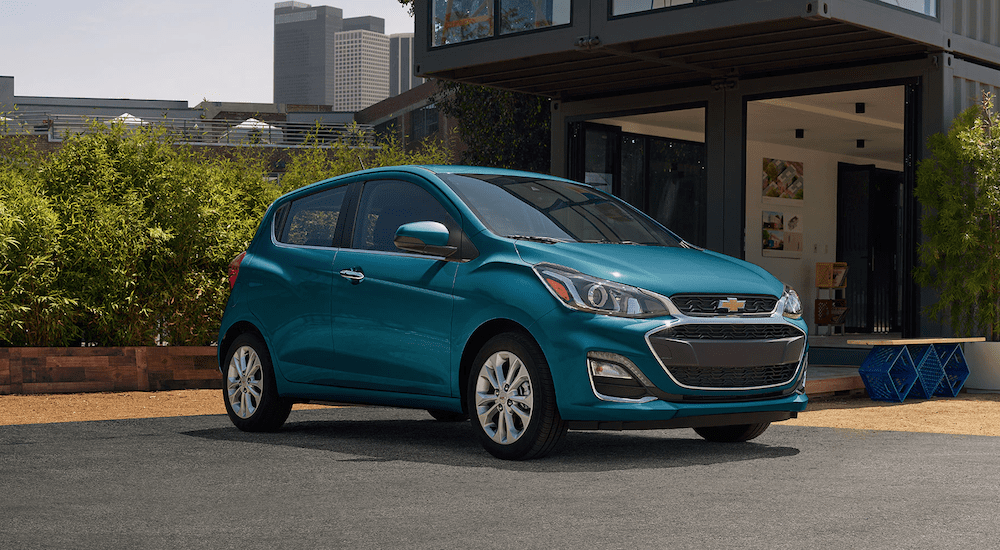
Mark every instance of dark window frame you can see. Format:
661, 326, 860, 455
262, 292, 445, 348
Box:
345, 178, 465, 255
272, 183, 354, 248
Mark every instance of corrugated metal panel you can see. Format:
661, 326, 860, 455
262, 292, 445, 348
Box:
953, 0, 1000, 46
953, 76, 1000, 113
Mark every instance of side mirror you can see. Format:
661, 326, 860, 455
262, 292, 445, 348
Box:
394, 221, 458, 258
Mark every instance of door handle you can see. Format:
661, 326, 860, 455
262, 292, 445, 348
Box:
340, 268, 364, 284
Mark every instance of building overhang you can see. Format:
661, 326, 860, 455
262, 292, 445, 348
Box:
414, 0, 945, 101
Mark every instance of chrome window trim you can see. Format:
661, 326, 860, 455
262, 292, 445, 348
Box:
643, 311, 807, 392
338, 247, 452, 261
269, 227, 340, 251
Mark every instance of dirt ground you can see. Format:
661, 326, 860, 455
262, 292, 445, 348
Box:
2, 389, 1000, 436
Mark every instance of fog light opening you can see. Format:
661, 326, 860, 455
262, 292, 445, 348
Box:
587, 352, 657, 403
589, 358, 634, 380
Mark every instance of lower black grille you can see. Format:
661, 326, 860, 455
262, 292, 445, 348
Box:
668, 362, 799, 388
593, 377, 650, 400
659, 324, 802, 340
671, 294, 777, 315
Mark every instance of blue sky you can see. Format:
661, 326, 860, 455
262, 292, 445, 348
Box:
0, 0, 414, 105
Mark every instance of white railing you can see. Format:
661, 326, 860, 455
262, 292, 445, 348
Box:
0, 113, 377, 148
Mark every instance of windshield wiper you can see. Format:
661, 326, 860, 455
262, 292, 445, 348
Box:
506, 235, 567, 244
580, 239, 647, 245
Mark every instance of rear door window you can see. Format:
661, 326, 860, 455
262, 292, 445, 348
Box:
277, 186, 348, 247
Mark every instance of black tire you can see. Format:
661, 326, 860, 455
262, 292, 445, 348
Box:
694, 422, 770, 442
222, 333, 292, 432
466, 332, 567, 460
427, 409, 468, 422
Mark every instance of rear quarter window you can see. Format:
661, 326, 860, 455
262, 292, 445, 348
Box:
276, 186, 348, 247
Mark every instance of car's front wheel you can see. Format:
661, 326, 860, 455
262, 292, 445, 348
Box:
467, 332, 567, 460
694, 422, 770, 442
223, 333, 292, 432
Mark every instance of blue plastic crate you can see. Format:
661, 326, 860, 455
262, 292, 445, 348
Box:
858, 345, 918, 402
907, 344, 945, 399
933, 344, 971, 397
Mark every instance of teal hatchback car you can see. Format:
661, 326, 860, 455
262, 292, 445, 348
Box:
219, 166, 808, 459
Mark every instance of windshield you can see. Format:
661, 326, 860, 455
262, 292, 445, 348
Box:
439, 173, 682, 247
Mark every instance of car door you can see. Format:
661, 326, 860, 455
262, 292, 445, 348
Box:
248, 184, 349, 384
329, 177, 460, 396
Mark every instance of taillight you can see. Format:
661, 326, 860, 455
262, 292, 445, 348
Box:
228, 252, 246, 289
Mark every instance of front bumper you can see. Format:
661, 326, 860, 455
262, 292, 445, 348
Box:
532, 307, 809, 423
566, 410, 798, 431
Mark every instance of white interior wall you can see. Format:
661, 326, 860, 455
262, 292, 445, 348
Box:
744, 140, 903, 333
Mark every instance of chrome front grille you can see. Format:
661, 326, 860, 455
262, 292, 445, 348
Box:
668, 362, 800, 388
659, 324, 802, 340
671, 294, 777, 316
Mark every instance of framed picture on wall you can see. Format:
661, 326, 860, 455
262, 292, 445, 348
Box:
762, 210, 803, 258
762, 158, 804, 201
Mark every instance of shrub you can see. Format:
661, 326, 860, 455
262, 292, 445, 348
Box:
0, 121, 450, 346
915, 93, 1000, 340
0, 170, 78, 345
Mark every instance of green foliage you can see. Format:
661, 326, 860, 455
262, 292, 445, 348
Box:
915, 93, 1000, 340
0, 121, 448, 346
278, 124, 448, 193
0, 171, 78, 345
434, 81, 551, 173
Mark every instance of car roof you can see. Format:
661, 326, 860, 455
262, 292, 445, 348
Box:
416, 165, 578, 182
280, 165, 581, 199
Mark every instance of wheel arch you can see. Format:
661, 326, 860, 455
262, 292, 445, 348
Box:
218, 321, 267, 372
459, 318, 541, 413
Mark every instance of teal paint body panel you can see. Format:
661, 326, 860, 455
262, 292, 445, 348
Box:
218, 165, 809, 443
330, 249, 457, 396
244, 245, 338, 384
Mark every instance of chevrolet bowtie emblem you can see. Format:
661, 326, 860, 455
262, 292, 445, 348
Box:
718, 298, 746, 312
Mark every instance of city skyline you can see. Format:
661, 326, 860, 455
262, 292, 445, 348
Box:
0, 0, 415, 106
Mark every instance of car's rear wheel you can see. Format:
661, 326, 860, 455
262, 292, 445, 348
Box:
427, 409, 467, 422
467, 332, 567, 460
223, 333, 292, 432
694, 422, 770, 442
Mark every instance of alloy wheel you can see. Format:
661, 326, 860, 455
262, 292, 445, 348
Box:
227, 345, 264, 419
474, 350, 534, 445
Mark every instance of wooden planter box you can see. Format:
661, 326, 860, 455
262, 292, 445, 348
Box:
0, 346, 221, 395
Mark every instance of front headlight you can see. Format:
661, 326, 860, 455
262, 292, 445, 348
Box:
533, 263, 672, 318
782, 284, 803, 319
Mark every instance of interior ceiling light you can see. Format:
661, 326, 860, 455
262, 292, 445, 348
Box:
795, 129, 804, 139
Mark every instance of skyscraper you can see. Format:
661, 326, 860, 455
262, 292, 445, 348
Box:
273, 2, 394, 111
333, 30, 389, 112
389, 33, 424, 97
273, 1, 341, 105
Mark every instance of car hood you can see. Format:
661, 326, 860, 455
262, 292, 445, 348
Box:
514, 241, 783, 297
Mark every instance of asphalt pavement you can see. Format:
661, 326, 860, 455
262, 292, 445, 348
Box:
2, 406, 998, 549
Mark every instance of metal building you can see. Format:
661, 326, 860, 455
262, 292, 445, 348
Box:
412, 0, 1000, 337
